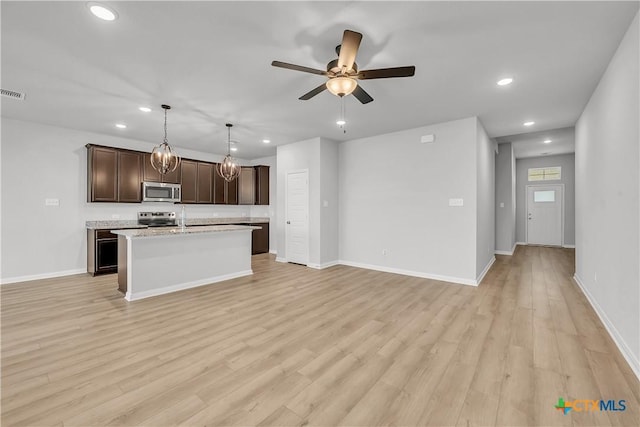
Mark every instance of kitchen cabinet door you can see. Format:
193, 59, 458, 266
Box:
238, 167, 256, 205
181, 160, 197, 203
88, 146, 118, 202
251, 223, 269, 254
255, 165, 270, 205
118, 151, 142, 203
226, 177, 239, 205
143, 153, 181, 184
197, 162, 213, 203
142, 153, 161, 182
213, 164, 226, 204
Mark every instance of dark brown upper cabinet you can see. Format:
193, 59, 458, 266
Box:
255, 165, 270, 205
238, 167, 256, 205
180, 160, 198, 203
181, 160, 213, 204
213, 165, 238, 205
196, 162, 213, 204
142, 153, 180, 184
87, 144, 268, 205
117, 151, 142, 203
87, 145, 141, 203
88, 146, 118, 202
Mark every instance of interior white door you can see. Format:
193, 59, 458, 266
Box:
526, 185, 563, 246
286, 170, 309, 265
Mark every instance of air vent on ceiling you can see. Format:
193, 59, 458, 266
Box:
1, 88, 26, 101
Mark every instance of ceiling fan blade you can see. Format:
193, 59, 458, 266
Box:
337, 30, 362, 72
352, 85, 373, 104
299, 83, 327, 100
357, 66, 416, 80
271, 60, 327, 76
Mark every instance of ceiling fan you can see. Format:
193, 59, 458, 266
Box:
272, 29, 415, 104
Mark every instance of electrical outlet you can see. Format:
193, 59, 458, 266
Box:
45, 198, 59, 206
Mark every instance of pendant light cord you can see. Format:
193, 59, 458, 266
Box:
163, 107, 168, 144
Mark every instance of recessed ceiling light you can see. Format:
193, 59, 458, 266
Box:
139, 106, 151, 113
87, 2, 118, 21
230, 147, 238, 152
543, 139, 552, 144
336, 119, 346, 126
262, 139, 271, 144
115, 123, 126, 129
523, 121, 535, 126
497, 77, 513, 86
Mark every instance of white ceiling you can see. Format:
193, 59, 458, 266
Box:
496, 127, 575, 159
1, 1, 638, 159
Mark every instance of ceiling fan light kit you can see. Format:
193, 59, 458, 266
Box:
326, 76, 358, 97
272, 29, 415, 105
150, 104, 180, 175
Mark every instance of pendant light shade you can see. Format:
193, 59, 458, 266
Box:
326, 76, 358, 97
151, 104, 180, 174
216, 123, 241, 182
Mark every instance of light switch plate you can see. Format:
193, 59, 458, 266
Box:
421, 134, 435, 143
449, 198, 464, 207
323, 200, 329, 207
500, 202, 505, 208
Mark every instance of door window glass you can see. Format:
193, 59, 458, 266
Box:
534, 190, 555, 202
528, 167, 561, 181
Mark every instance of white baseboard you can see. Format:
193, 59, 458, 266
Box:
338, 260, 478, 286
307, 260, 340, 270
562, 244, 576, 248
476, 256, 496, 284
495, 250, 513, 256
516, 241, 526, 246
126, 270, 253, 301
573, 274, 640, 381
0, 268, 87, 285
275, 257, 287, 263
269, 249, 277, 255
495, 242, 517, 256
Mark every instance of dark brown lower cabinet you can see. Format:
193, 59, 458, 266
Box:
87, 229, 118, 275
246, 223, 269, 254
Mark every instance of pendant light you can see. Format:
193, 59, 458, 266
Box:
151, 104, 180, 174
217, 123, 241, 182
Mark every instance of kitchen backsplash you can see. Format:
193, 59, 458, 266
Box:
84, 202, 271, 222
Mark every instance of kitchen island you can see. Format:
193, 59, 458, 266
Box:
112, 225, 258, 301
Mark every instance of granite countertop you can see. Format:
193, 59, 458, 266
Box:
86, 217, 270, 230
111, 224, 260, 238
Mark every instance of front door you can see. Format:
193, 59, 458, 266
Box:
526, 185, 563, 246
285, 170, 309, 265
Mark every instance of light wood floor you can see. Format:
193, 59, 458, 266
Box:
2, 246, 639, 426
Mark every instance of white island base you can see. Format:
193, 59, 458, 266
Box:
113, 225, 257, 301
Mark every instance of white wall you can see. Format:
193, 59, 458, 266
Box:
339, 117, 480, 284
475, 120, 495, 278
515, 153, 575, 245
495, 143, 516, 254
275, 137, 339, 267
575, 12, 639, 377
319, 138, 339, 266
276, 137, 321, 264
0, 118, 271, 283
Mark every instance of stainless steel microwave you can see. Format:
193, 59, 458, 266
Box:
142, 182, 181, 203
